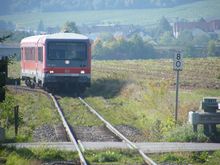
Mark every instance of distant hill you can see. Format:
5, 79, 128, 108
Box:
0, 0, 201, 15
0, 0, 219, 30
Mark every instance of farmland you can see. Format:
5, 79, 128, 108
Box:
1, 57, 220, 164
0, 0, 220, 29
6, 57, 220, 142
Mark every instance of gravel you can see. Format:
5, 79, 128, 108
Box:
115, 125, 145, 142
41, 161, 80, 165
73, 126, 119, 142
32, 124, 145, 142
73, 125, 145, 142
33, 124, 67, 142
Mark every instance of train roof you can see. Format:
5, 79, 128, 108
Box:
20, 33, 89, 44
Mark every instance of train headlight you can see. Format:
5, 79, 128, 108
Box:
80, 70, 85, 74
65, 60, 70, 64
49, 70, 54, 74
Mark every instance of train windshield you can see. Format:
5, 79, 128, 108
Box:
47, 42, 87, 61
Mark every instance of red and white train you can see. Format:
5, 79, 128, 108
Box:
20, 33, 91, 92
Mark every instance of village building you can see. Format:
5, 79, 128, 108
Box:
173, 18, 220, 38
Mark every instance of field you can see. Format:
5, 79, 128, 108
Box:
0, 0, 220, 29
1, 57, 220, 164
83, 58, 220, 141
6, 57, 220, 142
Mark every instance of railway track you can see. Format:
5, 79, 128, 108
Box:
7, 85, 156, 164
5, 85, 220, 164
50, 94, 88, 165
53, 94, 156, 164
7, 86, 88, 164
78, 97, 157, 165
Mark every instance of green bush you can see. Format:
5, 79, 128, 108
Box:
204, 151, 220, 165
92, 150, 121, 162
36, 149, 63, 161
160, 153, 187, 164
0, 94, 16, 128
191, 151, 209, 163
164, 124, 208, 142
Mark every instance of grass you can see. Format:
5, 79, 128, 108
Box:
0, 146, 144, 165
84, 57, 220, 141
58, 97, 103, 126
1, 88, 61, 142
85, 149, 144, 164
6, 57, 220, 142
150, 150, 220, 165
0, 146, 79, 165
0, 0, 220, 29
2, 146, 220, 165
92, 58, 220, 89
4, 57, 220, 164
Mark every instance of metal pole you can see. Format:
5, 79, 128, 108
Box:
15, 80, 17, 94
14, 106, 19, 136
175, 70, 179, 123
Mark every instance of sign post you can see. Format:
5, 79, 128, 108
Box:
14, 106, 19, 136
173, 52, 183, 123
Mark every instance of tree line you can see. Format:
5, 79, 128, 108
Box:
1, 0, 200, 15
1, 18, 218, 59
93, 34, 158, 60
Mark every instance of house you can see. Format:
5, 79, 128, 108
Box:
173, 18, 220, 38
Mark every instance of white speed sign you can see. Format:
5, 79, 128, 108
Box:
173, 52, 183, 71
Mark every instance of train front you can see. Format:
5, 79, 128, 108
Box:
43, 33, 91, 92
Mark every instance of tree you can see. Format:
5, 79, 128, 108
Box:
37, 20, 44, 32
193, 34, 210, 46
184, 44, 195, 57
207, 40, 216, 57
92, 38, 104, 58
158, 16, 172, 32
61, 21, 80, 33
154, 16, 172, 40
0, 20, 15, 31
0, 34, 12, 43
176, 30, 193, 46
159, 31, 174, 45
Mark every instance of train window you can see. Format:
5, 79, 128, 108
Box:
25, 47, 35, 60
38, 47, 43, 62
47, 42, 87, 60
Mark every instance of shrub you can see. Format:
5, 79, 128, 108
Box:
164, 124, 208, 142
36, 149, 63, 161
0, 95, 16, 128
160, 153, 187, 164
191, 151, 209, 163
92, 151, 121, 162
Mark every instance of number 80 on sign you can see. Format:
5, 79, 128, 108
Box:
173, 52, 183, 71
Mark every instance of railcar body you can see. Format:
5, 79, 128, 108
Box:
20, 33, 91, 91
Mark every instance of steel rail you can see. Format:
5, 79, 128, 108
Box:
6, 85, 48, 94
50, 94, 87, 165
79, 97, 157, 165
7, 85, 87, 164
7, 85, 155, 164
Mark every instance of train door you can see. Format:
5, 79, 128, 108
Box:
35, 46, 38, 83
36, 46, 43, 85
21, 47, 25, 74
